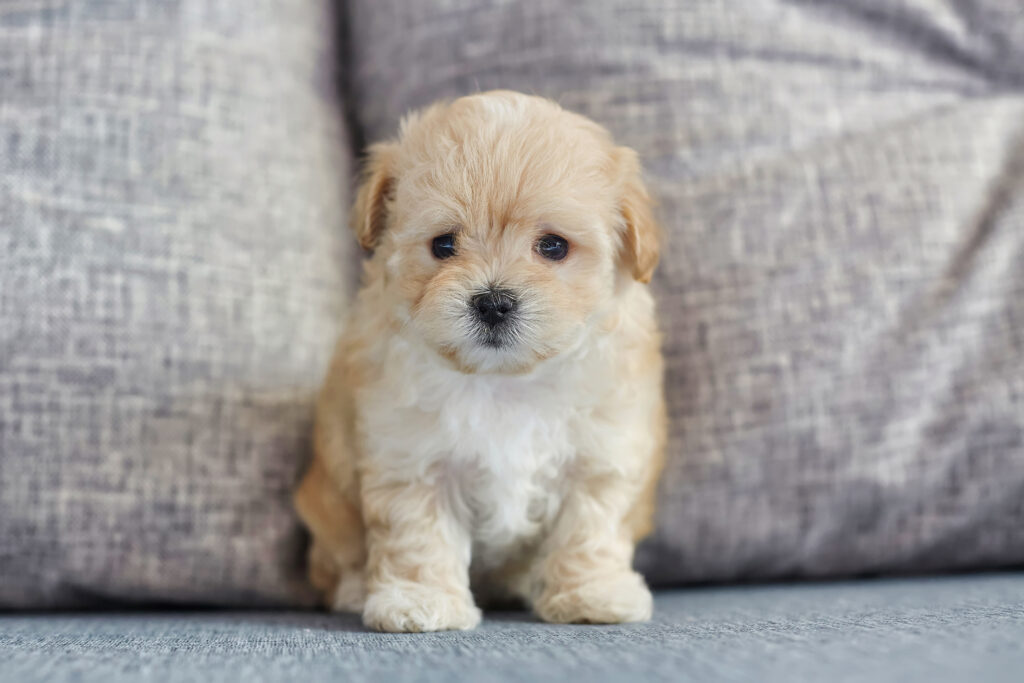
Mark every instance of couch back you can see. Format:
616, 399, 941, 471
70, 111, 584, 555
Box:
2, 0, 1022, 606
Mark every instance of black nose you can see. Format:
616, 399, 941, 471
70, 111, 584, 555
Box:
471, 288, 518, 328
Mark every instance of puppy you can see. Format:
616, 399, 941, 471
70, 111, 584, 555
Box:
295, 90, 665, 632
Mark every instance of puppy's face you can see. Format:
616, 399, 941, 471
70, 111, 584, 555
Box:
353, 91, 659, 374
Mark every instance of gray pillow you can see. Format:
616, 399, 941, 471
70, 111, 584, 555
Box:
0, 0, 351, 606
346, 0, 1024, 583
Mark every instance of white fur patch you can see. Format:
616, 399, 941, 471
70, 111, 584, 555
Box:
361, 337, 580, 572
358, 282, 659, 574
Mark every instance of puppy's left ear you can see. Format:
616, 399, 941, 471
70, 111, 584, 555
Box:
351, 141, 400, 251
613, 146, 661, 284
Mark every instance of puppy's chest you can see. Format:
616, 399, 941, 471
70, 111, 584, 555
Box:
443, 389, 574, 564
453, 446, 569, 570
365, 351, 602, 564
402, 377, 579, 566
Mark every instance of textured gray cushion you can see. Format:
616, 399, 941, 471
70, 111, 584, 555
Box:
346, 1, 1024, 583
2, 574, 1023, 682
0, 1, 351, 606
3, 0, 1023, 610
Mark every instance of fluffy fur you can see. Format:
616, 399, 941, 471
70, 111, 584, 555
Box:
294, 91, 666, 632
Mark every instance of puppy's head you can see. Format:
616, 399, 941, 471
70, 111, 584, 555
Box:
354, 91, 659, 374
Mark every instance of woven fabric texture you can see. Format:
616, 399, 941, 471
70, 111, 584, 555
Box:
0, 0, 351, 607
2, 575, 1023, 682
2, 0, 1023, 607
346, 0, 1024, 584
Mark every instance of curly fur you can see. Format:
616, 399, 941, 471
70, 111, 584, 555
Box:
294, 91, 666, 632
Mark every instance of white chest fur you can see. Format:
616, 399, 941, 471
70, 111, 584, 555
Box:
441, 376, 576, 570
358, 336, 604, 571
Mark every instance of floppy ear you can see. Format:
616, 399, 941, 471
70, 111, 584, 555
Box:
614, 147, 661, 283
351, 142, 399, 250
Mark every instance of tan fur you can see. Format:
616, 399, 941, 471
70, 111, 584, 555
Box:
295, 91, 666, 631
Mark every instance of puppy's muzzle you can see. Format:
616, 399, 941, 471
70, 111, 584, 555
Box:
471, 287, 518, 329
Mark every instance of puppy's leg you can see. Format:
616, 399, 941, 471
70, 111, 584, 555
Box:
360, 474, 480, 632
530, 471, 653, 624
294, 455, 367, 612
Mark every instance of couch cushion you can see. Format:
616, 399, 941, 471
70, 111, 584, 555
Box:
2, 575, 1023, 682
0, 0, 351, 606
345, 0, 1024, 582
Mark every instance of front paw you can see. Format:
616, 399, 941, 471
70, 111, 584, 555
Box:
535, 570, 653, 624
363, 582, 482, 633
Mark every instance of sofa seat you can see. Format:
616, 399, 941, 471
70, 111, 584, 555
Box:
2, 573, 1022, 683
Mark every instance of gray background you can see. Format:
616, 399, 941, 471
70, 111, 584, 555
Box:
1, 0, 1022, 607
346, 0, 1024, 584
0, 0, 351, 607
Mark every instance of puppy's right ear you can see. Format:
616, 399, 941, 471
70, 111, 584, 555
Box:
613, 146, 661, 284
351, 142, 399, 250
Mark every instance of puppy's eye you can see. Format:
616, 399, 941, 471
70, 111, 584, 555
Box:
536, 234, 569, 261
431, 232, 457, 259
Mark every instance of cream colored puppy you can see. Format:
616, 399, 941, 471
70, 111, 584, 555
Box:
295, 90, 665, 632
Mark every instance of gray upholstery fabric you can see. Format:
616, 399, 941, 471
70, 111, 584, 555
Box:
346, 0, 1024, 584
2, 574, 1023, 682
2, 0, 1023, 609
0, 1, 351, 607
